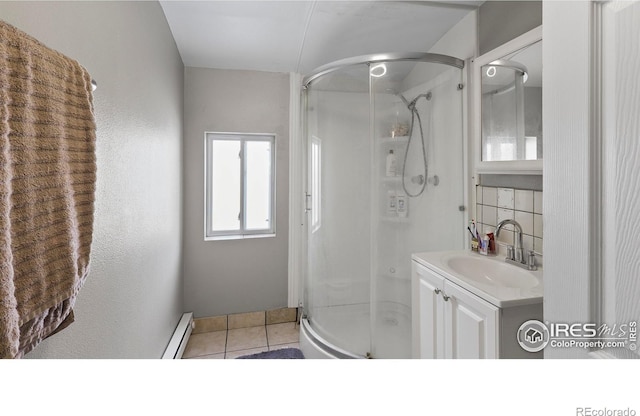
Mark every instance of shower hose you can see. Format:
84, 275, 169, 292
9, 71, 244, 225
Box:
401, 93, 430, 197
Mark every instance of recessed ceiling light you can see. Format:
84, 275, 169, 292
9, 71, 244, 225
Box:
370, 63, 387, 78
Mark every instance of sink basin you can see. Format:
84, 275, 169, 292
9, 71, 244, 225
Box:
413, 250, 543, 308
444, 255, 540, 289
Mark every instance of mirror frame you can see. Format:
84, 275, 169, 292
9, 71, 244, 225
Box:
472, 25, 543, 175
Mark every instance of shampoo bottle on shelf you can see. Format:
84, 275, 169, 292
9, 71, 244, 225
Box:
386, 149, 397, 177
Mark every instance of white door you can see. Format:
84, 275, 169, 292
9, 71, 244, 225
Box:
444, 281, 499, 359
600, 1, 640, 359
412, 262, 445, 358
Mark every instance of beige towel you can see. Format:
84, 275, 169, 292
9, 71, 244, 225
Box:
0, 20, 96, 358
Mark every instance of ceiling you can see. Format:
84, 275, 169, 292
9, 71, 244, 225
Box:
159, 1, 481, 76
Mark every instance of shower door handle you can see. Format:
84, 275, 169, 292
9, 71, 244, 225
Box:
305, 193, 312, 213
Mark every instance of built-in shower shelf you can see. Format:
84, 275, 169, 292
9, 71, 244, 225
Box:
380, 216, 410, 223
381, 176, 401, 183
380, 136, 409, 145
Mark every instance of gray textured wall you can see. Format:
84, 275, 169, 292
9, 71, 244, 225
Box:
478, 1, 542, 55
183, 67, 290, 318
0, 1, 184, 358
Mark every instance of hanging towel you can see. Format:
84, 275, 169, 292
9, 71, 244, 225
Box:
0, 20, 96, 358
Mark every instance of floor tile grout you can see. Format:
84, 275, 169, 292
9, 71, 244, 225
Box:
184, 322, 299, 359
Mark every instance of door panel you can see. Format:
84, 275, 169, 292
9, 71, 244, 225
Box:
412, 262, 445, 358
444, 281, 499, 359
304, 65, 372, 357
601, 0, 640, 359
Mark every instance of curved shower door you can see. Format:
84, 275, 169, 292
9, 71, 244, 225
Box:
305, 63, 373, 357
303, 57, 465, 359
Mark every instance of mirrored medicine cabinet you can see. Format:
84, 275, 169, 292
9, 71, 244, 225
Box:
473, 26, 542, 174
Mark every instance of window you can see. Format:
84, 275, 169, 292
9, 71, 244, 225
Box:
525, 136, 537, 160
205, 132, 275, 240
485, 136, 538, 161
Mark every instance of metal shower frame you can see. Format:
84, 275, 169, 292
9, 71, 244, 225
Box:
302, 52, 465, 88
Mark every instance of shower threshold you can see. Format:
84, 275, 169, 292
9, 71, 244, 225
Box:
299, 302, 411, 359
300, 318, 363, 359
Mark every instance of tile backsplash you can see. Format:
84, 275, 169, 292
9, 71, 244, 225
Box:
475, 185, 543, 260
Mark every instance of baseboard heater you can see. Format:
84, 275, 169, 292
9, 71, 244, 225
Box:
162, 312, 194, 359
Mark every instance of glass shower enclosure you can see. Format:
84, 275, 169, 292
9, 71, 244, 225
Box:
301, 53, 466, 359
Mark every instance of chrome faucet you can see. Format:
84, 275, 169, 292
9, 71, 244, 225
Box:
495, 219, 524, 263
495, 219, 536, 270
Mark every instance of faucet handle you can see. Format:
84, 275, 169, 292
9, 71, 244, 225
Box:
506, 245, 515, 261
527, 250, 537, 271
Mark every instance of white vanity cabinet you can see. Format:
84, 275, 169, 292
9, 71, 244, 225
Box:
411, 253, 543, 359
412, 262, 444, 358
412, 261, 498, 358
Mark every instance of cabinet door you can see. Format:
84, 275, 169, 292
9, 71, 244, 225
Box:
412, 261, 445, 358
443, 281, 499, 359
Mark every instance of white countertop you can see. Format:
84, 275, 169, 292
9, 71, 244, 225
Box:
412, 250, 543, 308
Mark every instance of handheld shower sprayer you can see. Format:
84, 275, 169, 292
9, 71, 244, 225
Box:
406, 92, 432, 110
396, 91, 432, 197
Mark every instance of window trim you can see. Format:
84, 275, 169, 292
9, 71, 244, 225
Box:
204, 132, 276, 241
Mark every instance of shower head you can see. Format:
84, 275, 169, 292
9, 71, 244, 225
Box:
392, 90, 431, 110
411, 92, 432, 105
403, 91, 432, 111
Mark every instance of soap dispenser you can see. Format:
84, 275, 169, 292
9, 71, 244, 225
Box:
386, 149, 397, 177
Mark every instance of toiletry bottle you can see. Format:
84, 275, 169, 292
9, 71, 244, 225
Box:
387, 190, 397, 216
396, 194, 408, 217
487, 232, 495, 254
386, 149, 397, 177
391, 101, 401, 138
480, 234, 489, 255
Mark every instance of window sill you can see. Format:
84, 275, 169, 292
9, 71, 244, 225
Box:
204, 233, 276, 242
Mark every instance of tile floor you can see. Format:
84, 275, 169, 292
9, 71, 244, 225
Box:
182, 321, 300, 359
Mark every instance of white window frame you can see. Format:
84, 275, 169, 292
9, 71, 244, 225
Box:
204, 132, 276, 240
